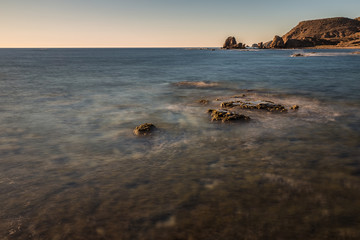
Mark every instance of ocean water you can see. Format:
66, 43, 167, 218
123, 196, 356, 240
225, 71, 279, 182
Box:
0, 48, 360, 240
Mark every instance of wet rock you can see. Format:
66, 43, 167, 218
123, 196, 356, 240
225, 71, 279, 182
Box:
352, 51, 360, 54
198, 99, 209, 105
232, 94, 246, 98
270, 35, 285, 48
133, 123, 156, 136
221, 102, 235, 108
291, 53, 305, 57
208, 109, 251, 122
290, 105, 300, 110
220, 100, 287, 112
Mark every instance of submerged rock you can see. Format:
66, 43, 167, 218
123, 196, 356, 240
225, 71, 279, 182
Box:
174, 81, 218, 88
208, 109, 251, 122
133, 123, 156, 136
290, 105, 300, 110
220, 100, 287, 112
198, 99, 209, 105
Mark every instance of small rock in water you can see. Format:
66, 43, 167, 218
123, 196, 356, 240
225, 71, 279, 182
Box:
291, 53, 305, 57
290, 105, 300, 110
208, 109, 250, 122
133, 123, 156, 136
198, 99, 209, 105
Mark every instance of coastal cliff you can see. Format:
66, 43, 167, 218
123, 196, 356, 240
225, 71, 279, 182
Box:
281, 17, 360, 48
224, 17, 360, 49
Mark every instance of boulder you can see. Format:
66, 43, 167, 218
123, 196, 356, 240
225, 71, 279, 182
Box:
133, 123, 156, 136
208, 109, 250, 122
290, 105, 300, 110
269, 35, 285, 48
251, 43, 259, 48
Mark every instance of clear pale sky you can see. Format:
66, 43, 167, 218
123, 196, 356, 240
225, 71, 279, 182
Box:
1, 0, 359, 47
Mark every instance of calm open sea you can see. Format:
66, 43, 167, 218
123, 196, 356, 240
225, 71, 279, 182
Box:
0, 48, 360, 239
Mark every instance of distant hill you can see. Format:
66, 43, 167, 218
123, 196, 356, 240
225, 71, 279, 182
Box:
280, 17, 360, 48
223, 17, 360, 49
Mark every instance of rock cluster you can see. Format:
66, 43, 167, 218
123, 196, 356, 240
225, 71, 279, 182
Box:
133, 123, 156, 136
208, 109, 250, 122
222, 37, 246, 49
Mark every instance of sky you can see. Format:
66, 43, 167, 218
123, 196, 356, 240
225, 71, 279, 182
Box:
0, 0, 359, 48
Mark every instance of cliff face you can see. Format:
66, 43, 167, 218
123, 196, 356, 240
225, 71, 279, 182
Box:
263, 17, 360, 48
225, 17, 360, 49
282, 17, 360, 47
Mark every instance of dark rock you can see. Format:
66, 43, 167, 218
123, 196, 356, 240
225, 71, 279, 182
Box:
263, 41, 273, 48
209, 109, 250, 122
285, 39, 316, 48
222, 36, 246, 49
290, 105, 299, 110
270, 35, 285, 48
257, 42, 264, 49
220, 100, 287, 112
251, 43, 259, 48
291, 53, 305, 57
133, 123, 156, 136
232, 94, 246, 98
199, 99, 209, 104
221, 102, 235, 108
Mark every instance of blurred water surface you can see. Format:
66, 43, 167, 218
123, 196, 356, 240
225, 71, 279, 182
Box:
0, 48, 359, 240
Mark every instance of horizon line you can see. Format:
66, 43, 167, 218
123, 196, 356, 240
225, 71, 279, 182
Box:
0, 46, 221, 49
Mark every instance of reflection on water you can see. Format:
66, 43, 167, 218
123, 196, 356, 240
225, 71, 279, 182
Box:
0, 48, 360, 239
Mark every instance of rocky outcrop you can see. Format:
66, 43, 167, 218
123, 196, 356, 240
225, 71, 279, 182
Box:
251, 43, 259, 48
220, 100, 288, 112
263, 41, 273, 48
208, 109, 250, 122
282, 17, 360, 48
222, 36, 246, 49
133, 123, 156, 136
269, 35, 285, 48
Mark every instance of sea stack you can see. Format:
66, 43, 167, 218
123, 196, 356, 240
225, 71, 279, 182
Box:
222, 36, 246, 49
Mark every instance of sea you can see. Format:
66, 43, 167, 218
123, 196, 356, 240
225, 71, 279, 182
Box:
0, 48, 359, 240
